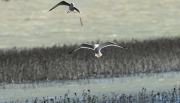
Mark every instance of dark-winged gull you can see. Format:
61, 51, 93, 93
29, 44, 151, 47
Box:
69, 42, 127, 58
49, 1, 83, 27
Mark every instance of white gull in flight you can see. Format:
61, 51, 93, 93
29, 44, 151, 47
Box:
69, 42, 127, 58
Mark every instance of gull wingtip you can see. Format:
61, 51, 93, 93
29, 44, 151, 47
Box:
69, 51, 73, 54
49, 8, 53, 11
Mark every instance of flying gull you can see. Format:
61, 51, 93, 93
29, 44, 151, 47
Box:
49, 1, 83, 27
69, 42, 127, 58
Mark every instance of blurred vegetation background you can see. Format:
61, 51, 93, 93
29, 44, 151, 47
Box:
0, 37, 180, 83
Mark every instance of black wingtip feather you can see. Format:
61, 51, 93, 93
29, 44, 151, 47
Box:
49, 7, 54, 11
69, 51, 73, 54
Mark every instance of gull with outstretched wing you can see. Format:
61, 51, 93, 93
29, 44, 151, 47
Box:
49, 1, 83, 27
70, 42, 127, 58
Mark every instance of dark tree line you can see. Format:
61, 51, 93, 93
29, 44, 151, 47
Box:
0, 37, 180, 83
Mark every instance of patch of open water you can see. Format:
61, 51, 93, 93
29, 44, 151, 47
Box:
0, 72, 180, 102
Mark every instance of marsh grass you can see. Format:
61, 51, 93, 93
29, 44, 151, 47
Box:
3, 87, 180, 103
0, 37, 180, 83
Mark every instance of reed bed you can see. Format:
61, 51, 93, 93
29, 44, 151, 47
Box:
0, 37, 180, 83
3, 86, 180, 103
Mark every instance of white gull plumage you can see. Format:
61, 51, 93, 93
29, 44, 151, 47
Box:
69, 42, 127, 58
49, 1, 83, 27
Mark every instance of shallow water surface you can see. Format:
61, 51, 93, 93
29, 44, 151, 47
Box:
0, 72, 180, 102
0, 0, 180, 48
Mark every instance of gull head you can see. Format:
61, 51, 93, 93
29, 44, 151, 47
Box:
95, 53, 102, 59
95, 54, 99, 59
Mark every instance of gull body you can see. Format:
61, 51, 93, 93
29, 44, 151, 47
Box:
69, 42, 127, 58
68, 3, 76, 13
49, 1, 83, 27
49, 1, 80, 13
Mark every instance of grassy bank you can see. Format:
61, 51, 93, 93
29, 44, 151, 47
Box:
0, 37, 180, 83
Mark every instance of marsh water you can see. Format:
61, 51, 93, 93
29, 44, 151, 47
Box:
0, 0, 180, 48
0, 72, 180, 102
